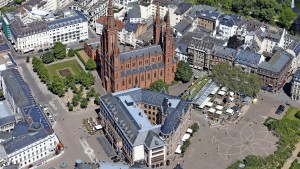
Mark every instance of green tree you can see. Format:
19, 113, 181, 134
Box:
26, 56, 30, 63
41, 51, 54, 64
175, 60, 193, 83
86, 59, 97, 70
77, 72, 95, 88
80, 97, 88, 108
86, 87, 96, 98
68, 48, 75, 57
94, 93, 101, 105
0, 90, 4, 101
14, 0, 23, 4
53, 42, 66, 59
64, 74, 76, 88
280, 7, 297, 29
50, 75, 65, 97
148, 80, 168, 92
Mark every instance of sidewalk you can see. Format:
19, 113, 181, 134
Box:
282, 141, 300, 169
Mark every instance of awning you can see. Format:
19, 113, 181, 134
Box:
221, 87, 228, 91
181, 133, 191, 141
215, 110, 223, 115
187, 128, 193, 133
94, 125, 103, 130
208, 108, 216, 113
206, 102, 213, 107
175, 145, 182, 154
218, 91, 226, 96
211, 86, 219, 95
215, 105, 223, 110
226, 109, 234, 115
198, 97, 211, 109
229, 97, 234, 101
229, 92, 234, 96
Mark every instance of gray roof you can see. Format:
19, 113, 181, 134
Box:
120, 45, 162, 61
127, 7, 141, 19
219, 14, 241, 27
258, 49, 292, 73
0, 131, 13, 141
294, 69, 300, 82
0, 43, 10, 52
152, 0, 182, 7
10, 19, 48, 39
47, 10, 87, 30
1, 69, 36, 108
188, 37, 214, 53
256, 26, 284, 42
234, 50, 262, 68
121, 62, 165, 77
196, 10, 220, 22
101, 88, 189, 146
212, 45, 237, 60
144, 130, 165, 149
174, 2, 192, 15
187, 5, 217, 19
0, 101, 14, 119
125, 22, 139, 33
0, 115, 15, 128
174, 17, 192, 35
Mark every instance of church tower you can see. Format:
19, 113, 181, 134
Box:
100, 0, 120, 92
153, 1, 162, 45
163, 10, 176, 83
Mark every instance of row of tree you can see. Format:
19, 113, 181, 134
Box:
41, 42, 69, 64
32, 57, 95, 97
211, 63, 262, 96
227, 108, 300, 169
186, 0, 297, 29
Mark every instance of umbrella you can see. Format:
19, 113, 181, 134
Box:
60, 162, 67, 168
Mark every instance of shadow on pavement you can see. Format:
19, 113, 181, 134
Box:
283, 82, 291, 97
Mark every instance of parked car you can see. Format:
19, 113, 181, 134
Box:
111, 156, 118, 160
38, 49, 43, 53
275, 105, 285, 114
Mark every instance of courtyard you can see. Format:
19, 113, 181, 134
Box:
46, 59, 84, 78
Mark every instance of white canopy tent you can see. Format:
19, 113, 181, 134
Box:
218, 91, 226, 96
215, 105, 224, 110
181, 133, 191, 141
206, 102, 213, 107
229, 92, 234, 96
221, 87, 228, 91
198, 97, 211, 109
208, 108, 216, 113
94, 125, 103, 130
226, 109, 234, 115
210, 86, 220, 95
175, 145, 182, 154
229, 97, 234, 102
187, 128, 193, 133
215, 110, 223, 115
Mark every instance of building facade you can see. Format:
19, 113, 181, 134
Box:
99, 0, 177, 93
291, 69, 300, 101
99, 88, 191, 168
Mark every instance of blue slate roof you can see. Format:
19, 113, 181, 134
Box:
127, 6, 141, 19
174, 18, 193, 35
47, 10, 87, 30
219, 14, 241, 27
125, 22, 139, 33
196, 10, 220, 21
294, 69, 300, 82
174, 2, 192, 15
22, 104, 51, 129
0, 43, 10, 52
120, 45, 162, 61
121, 63, 165, 77
0, 116, 15, 128
212, 45, 237, 60
234, 50, 262, 68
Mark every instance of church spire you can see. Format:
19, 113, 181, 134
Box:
107, 0, 113, 17
153, 1, 162, 45
165, 10, 171, 36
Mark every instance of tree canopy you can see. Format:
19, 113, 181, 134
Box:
53, 42, 66, 59
175, 60, 193, 83
50, 75, 65, 97
148, 80, 168, 92
32, 57, 50, 84
186, 0, 296, 29
41, 51, 54, 64
68, 49, 75, 57
227, 35, 244, 49
211, 63, 261, 96
86, 59, 97, 70
77, 72, 95, 88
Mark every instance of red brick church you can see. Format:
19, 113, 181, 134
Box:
99, 0, 178, 93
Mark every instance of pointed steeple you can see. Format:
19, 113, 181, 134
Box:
153, 0, 162, 45
165, 10, 171, 36
107, 0, 114, 17
155, 0, 161, 24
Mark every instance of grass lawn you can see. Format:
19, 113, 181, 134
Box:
182, 76, 209, 99
46, 59, 84, 78
283, 107, 300, 121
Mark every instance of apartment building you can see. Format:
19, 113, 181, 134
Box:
2, 10, 88, 53
0, 0, 13, 9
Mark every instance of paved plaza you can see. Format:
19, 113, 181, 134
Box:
180, 92, 287, 169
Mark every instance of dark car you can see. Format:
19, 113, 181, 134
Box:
111, 156, 118, 160
261, 86, 268, 90
44, 48, 49, 51
38, 49, 43, 53
275, 105, 285, 114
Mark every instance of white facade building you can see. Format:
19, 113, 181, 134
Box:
216, 14, 242, 39
0, 0, 13, 9
3, 10, 88, 53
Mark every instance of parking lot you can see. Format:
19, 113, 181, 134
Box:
178, 92, 286, 169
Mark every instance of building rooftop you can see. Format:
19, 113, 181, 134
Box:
188, 37, 214, 54
196, 10, 220, 22
174, 17, 193, 35
152, 0, 182, 7
294, 69, 300, 82
219, 14, 241, 27
256, 26, 284, 42
0, 54, 17, 71
212, 45, 237, 60
97, 16, 124, 31
120, 45, 162, 61
174, 2, 192, 15
258, 48, 292, 73
47, 10, 87, 30
0, 101, 14, 119
125, 22, 139, 33
127, 6, 141, 19
188, 5, 216, 19
234, 49, 263, 68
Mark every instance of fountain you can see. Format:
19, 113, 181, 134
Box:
292, 0, 295, 8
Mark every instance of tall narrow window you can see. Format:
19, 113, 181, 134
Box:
160, 70, 163, 77
141, 74, 144, 81
135, 76, 138, 84
128, 78, 131, 84
148, 73, 150, 79
154, 72, 156, 78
